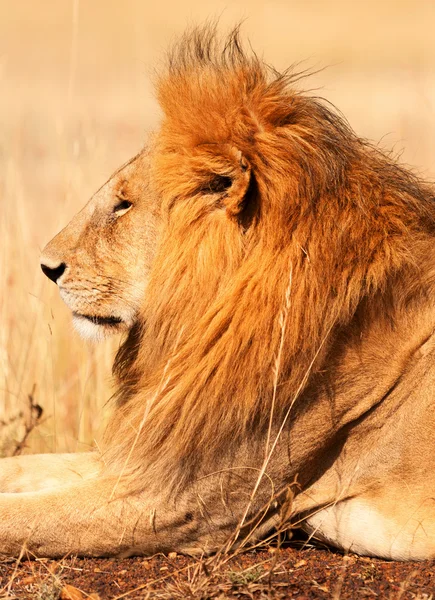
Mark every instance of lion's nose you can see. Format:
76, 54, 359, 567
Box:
40, 261, 67, 284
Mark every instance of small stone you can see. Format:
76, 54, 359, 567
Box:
168, 551, 177, 559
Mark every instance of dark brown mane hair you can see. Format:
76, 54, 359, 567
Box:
107, 26, 435, 491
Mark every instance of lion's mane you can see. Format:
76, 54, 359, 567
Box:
106, 27, 435, 491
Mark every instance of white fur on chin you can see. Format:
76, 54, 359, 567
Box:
72, 315, 114, 342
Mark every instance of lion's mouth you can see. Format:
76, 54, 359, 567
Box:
73, 313, 124, 327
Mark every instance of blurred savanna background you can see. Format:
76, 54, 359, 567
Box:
1, 0, 435, 456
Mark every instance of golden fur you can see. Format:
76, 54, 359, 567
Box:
0, 27, 435, 560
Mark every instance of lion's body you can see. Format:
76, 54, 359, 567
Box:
1, 28, 435, 560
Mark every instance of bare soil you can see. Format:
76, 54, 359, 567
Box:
1, 542, 433, 599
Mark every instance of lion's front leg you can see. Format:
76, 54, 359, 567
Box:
0, 452, 101, 493
0, 476, 230, 558
0, 472, 275, 558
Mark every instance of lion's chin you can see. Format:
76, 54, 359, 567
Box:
72, 313, 128, 341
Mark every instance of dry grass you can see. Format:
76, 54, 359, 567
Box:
1, 0, 435, 455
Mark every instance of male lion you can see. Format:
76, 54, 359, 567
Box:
1, 29, 435, 561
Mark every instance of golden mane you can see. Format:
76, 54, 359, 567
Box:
106, 26, 435, 491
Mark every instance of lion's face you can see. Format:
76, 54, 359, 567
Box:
40, 150, 159, 341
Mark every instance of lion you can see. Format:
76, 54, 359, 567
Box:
1, 27, 435, 561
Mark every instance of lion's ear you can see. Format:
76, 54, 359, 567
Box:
223, 150, 252, 218
204, 146, 252, 219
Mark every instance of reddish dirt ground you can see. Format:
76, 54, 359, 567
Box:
0, 543, 434, 599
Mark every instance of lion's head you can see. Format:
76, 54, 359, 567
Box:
42, 28, 435, 493
41, 151, 158, 341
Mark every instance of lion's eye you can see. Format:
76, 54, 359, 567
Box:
113, 199, 133, 215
